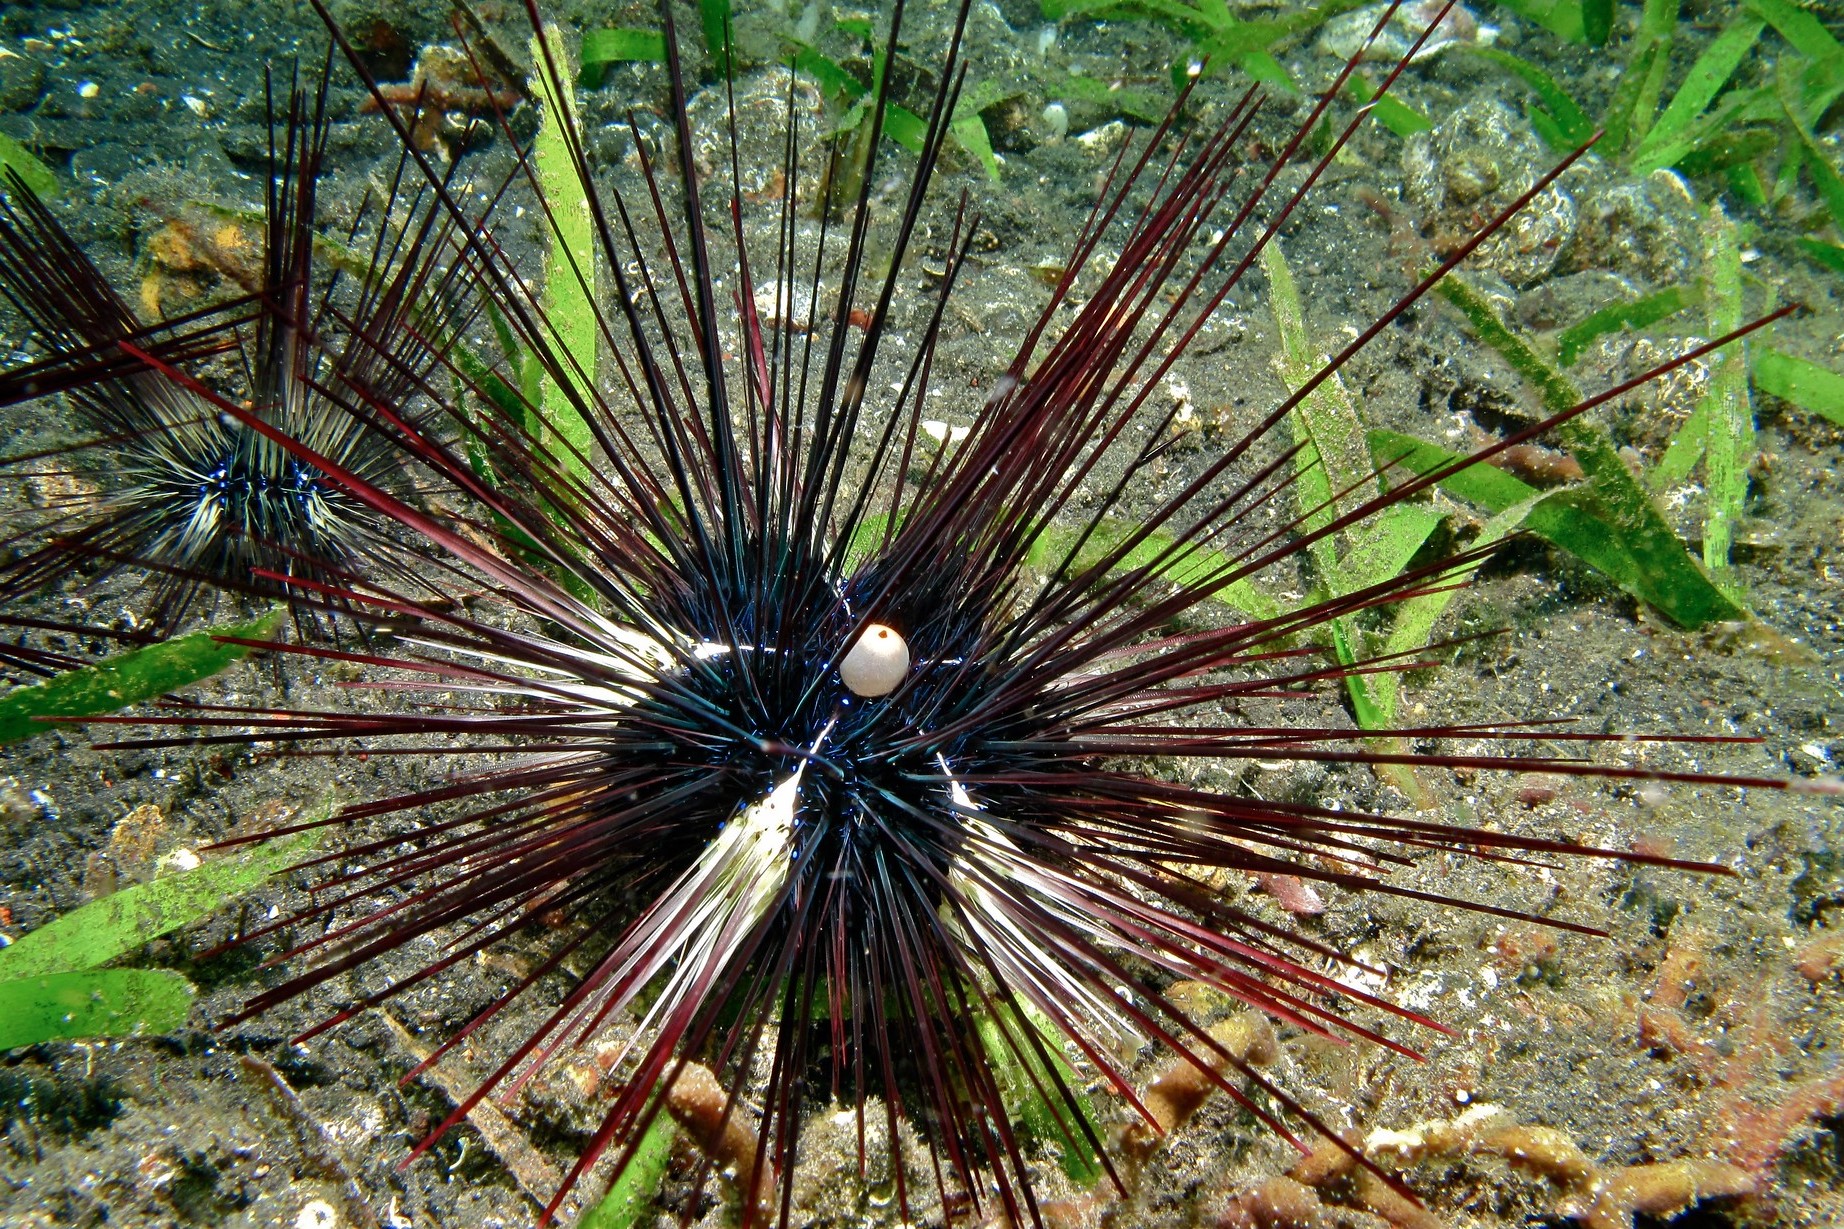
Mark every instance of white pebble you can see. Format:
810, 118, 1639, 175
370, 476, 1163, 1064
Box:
77, 81, 99, 99
1041, 102, 1068, 144
841, 624, 910, 698
1074, 120, 1126, 156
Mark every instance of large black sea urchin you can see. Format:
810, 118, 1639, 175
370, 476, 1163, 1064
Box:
0, 71, 475, 633
70, 0, 1809, 1225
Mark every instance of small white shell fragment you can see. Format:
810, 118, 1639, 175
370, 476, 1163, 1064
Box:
841, 624, 910, 698
1041, 102, 1068, 144
1166, 377, 1193, 421
919, 420, 971, 446
160, 848, 202, 874
295, 1200, 338, 1229
77, 81, 99, 99
753, 278, 813, 332
183, 93, 209, 118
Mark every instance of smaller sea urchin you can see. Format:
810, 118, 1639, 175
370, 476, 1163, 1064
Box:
0, 70, 474, 631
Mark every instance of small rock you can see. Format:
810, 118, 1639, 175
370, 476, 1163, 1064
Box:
1318, 0, 1495, 62
684, 65, 823, 200
70, 141, 138, 190
753, 278, 814, 333
1074, 119, 1126, 157
1403, 98, 1579, 287
1514, 775, 1563, 806
1562, 170, 1702, 284
0, 49, 47, 113
919, 420, 971, 446
0, 778, 41, 827
1574, 333, 1710, 455
82, 803, 166, 897
980, 93, 1039, 153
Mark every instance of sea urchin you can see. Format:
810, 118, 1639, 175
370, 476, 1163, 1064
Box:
0, 68, 475, 631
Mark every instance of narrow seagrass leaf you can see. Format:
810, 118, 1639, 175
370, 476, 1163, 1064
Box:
1580, 0, 1613, 45
1625, 85, 1778, 180
1776, 60, 1844, 233
955, 79, 1025, 117
1342, 74, 1431, 136
950, 113, 1001, 182
882, 102, 930, 153
1266, 237, 1430, 798
1123, 0, 1220, 33
1772, 142, 1806, 204
1024, 519, 1284, 622
1625, 0, 1681, 152
1054, 74, 1167, 124
1727, 161, 1769, 208
1527, 106, 1570, 154
792, 46, 863, 103
0, 969, 195, 1049
1466, 48, 1593, 147
1370, 428, 1540, 509
1753, 349, 1844, 426
1698, 205, 1751, 590
452, 338, 530, 485
581, 28, 667, 70
1262, 238, 1374, 573
1340, 505, 1444, 596
578, 1115, 677, 1229
1432, 273, 1745, 626
1489, 0, 1588, 44
976, 1002, 1102, 1185
1368, 429, 1653, 612
0, 607, 284, 745
1188, 0, 1373, 66
0, 809, 329, 979
1743, 0, 1844, 72
699, 0, 732, 72
1518, 489, 1653, 592
1651, 392, 1711, 489
1600, 0, 1677, 157
0, 135, 60, 197
1673, 127, 1778, 179
530, 26, 598, 476
1556, 286, 1693, 367
1238, 50, 1297, 94
1369, 498, 1537, 725
1627, 15, 1764, 172
1797, 238, 1844, 277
